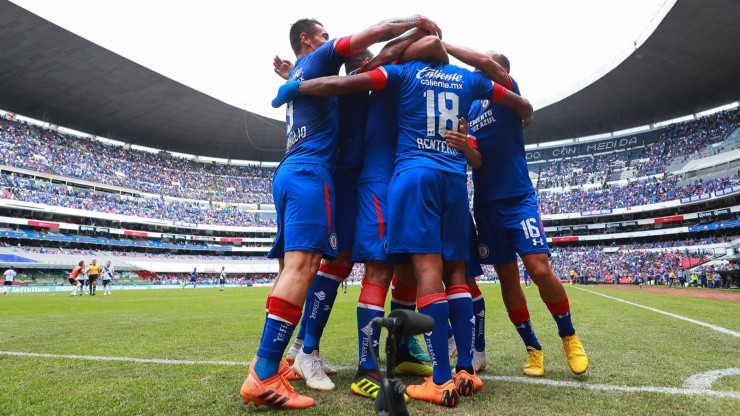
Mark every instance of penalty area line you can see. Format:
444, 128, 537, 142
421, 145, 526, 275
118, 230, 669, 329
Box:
571, 286, 740, 338
2, 351, 738, 399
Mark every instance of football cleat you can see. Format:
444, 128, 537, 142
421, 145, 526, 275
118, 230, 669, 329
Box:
278, 359, 302, 381
472, 349, 487, 373
407, 336, 431, 362
406, 377, 459, 408
562, 333, 589, 375
394, 354, 433, 376
292, 350, 335, 391
523, 346, 545, 377
350, 367, 410, 401
240, 360, 315, 409
453, 370, 483, 396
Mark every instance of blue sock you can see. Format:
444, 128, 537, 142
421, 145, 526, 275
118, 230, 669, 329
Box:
302, 275, 342, 354
509, 306, 542, 350
357, 305, 384, 370
420, 299, 452, 385
447, 285, 474, 370
472, 296, 486, 352
255, 317, 295, 379
295, 278, 319, 342
547, 299, 576, 338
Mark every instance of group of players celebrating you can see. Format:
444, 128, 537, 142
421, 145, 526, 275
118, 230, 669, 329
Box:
241, 14, 589, 410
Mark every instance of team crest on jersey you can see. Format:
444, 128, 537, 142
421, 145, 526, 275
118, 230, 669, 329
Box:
329, 233, 338, 250
481, 99, 490, 109
478, 244, 490, 259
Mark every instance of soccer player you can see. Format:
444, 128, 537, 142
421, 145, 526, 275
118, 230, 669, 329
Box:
87, 259, 100, 296
189, 268, 197, 290
69, 261, 84, 297
3, 266, 16, 294
241, 15, 443, 410
102, 260, 114, 295
272, 38, 533, 407
466, 52, 588, 377
219, 266, 226, 291
78, 263, 89, 296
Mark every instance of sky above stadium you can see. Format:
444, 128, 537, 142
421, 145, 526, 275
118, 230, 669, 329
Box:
13, 0, 672, 122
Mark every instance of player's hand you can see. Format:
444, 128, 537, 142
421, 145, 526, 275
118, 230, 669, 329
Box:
273, 55, 293, 80
444, 117, 470, 152
271, 80, 301, 108
522, 115, 533, 129
417, 15, 442, 39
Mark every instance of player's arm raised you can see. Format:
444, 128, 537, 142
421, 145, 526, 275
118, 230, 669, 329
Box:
272, 70, 384, 108
348, 14, 441, 55
492, 84, 534, 129
442, 41, 513, 89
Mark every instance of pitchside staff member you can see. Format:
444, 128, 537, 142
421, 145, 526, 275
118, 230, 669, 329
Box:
3, 266, 15, 294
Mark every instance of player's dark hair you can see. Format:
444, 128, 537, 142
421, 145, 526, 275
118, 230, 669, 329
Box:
345, 49, 374, 75
289, 18, 324, 54
493, 53, 511, 73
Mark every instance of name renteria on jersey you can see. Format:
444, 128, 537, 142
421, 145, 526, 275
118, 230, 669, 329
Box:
415, 66, 464, 90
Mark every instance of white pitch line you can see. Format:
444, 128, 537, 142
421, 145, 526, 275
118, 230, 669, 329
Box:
479, 375, 740, 399
2, 351, 738, 400
683, 368, 740, 390
0, 351, 249, 367
571, 286, 740, 338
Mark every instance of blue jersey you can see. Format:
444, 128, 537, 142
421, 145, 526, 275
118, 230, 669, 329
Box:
379, 61, 494, 177
467, 77, 534, 202
357, 88, 397, 184
282, 38, 352, 168
335, 90, 369, 171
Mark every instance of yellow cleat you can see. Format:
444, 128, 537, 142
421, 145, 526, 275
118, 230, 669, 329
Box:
562, 333, 589, 375
523, 346, 545, 377
394, 356, 433, 376
350, 368, 409, 402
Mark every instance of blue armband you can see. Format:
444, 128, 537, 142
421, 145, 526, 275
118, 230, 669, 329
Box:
271, 80, 301, 108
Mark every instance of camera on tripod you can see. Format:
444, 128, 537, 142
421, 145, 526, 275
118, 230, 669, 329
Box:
366, 309, 435, 416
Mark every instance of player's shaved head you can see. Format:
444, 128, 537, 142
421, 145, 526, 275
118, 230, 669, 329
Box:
486, 50, 510, 73
290, 18, 324, 54
345, 50, 374, 75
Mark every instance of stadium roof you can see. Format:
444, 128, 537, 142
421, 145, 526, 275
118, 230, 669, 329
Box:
524, 0, 740, 144
0, 1, 738, 162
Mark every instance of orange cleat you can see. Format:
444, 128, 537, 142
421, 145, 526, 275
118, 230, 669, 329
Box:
453, 370, 483, 396
279, 359, 303, 381
240, 364, 315, 409
405, 377, 459, 408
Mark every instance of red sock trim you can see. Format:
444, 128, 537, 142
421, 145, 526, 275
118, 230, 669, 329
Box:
358, 279, 389, 307
445, 284, 470, 296
417, 292, 447, 310
391, 277, 417, 303
507, 306, 530, 324
468, 282, 482, 298
319, 263, 353, 280
268, 296, 302, 325
546, 298, 570, 316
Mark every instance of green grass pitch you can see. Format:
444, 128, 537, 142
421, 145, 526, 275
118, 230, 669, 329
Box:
1, 284, 738, 415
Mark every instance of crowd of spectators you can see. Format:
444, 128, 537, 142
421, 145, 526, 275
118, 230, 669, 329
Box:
1, 172, 275, 227
0, 118, 275, 203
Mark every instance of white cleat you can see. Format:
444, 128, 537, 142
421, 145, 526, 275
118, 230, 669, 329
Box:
472, 349, 487, 373
318, 352, 337, 376
292, 350, 335, 391
285, 339, 303, 364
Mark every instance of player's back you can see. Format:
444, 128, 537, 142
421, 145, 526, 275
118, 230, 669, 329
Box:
335, 90, 370, 172
383, 61, 493, 176
468, 77, 533, 202
358, 89, 397, 184
282, 40, 350, 168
